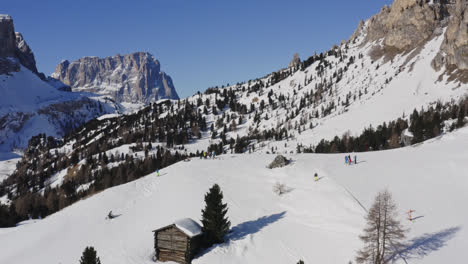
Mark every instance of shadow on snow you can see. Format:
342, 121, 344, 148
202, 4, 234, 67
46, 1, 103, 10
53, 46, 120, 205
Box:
389, 226, 461, 263
228, 211, 286, 241
196, 211, 286, 258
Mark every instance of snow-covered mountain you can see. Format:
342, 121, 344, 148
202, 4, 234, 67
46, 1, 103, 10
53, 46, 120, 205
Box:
52, 52, 179, 105
2, 0, 467, 211
0, 0, 468, 262
0, 15, 120, 153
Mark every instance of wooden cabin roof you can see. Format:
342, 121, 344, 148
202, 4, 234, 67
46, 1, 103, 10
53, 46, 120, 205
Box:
153, 218, 202, 238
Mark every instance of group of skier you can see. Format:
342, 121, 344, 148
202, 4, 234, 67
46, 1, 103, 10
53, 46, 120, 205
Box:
345, 154, 357, 165
200, 151, 216, 159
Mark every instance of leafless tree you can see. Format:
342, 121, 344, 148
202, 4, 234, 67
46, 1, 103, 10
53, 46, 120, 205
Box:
273, 182, 289, 196
356, 190, 407, 264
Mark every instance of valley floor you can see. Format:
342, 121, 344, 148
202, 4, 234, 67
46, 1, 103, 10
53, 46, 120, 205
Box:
0, 128, 467, 264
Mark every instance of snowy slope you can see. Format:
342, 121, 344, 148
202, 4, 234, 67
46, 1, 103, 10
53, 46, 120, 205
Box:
146, 23, 467, 155
0, 66, 120, 152
1, 126, 467, 264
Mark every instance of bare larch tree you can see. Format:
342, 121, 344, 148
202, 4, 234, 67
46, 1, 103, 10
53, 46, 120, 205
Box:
356, 190, 407, 264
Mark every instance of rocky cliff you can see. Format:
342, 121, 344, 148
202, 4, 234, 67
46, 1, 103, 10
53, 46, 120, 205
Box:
353, 0, 467, 80
0, 15, 40, 76
52, 52, 179, 104
0, 15, 118, 152
434, 0, 468, 71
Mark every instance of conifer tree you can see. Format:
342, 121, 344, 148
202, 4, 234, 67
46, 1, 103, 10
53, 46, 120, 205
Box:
356, 190, 406, 264
79, 246, 101, 264
201, 184, 231, 246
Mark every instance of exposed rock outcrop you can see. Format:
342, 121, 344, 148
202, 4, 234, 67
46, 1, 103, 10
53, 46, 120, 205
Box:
268, 155, 290, 169
52, 52, 179, 104
0, 15, 20, 74
289, 53, 301, 69
365, 0, 448, 51
0, 14, 40, 76
355, 0, 466, 80
434, 0, 468, 70
15, 32, 38, 74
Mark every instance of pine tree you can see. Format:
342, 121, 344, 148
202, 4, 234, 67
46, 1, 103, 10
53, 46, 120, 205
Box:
201, 184, 231, 247
79, 246, 101, 264
457, 104, 466, 128
356, 190, 407, 264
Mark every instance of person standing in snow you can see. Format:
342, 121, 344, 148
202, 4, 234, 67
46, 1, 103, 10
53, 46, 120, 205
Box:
156, 169, 160, 177
348, 155, 352, 165
354, 155, 357, 164
408, 210, 415, 221
314, 173, 318, 182
345, 156, 348, 164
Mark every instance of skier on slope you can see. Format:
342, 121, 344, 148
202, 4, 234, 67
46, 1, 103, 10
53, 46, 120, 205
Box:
345, 156, 348, 164
314, 173, 318, 182
408, 210, 415, 221
354, 155, 357, 164
156, 169, 160, 177
348, 155, 352, 165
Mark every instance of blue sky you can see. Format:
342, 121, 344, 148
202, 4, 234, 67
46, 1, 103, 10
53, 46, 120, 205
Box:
3, 0, 392, 98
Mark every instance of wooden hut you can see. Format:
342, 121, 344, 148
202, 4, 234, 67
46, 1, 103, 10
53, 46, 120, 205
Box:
153, 218, 203, 264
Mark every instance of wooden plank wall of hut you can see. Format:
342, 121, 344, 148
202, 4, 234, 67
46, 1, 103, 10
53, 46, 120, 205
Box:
156, 226, 190, 264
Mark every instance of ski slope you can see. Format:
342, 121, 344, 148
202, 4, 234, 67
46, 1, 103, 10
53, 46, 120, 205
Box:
0, 127, 467, 264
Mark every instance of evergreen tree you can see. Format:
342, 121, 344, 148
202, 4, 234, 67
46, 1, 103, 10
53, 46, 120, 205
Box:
79, 246, 101, 264
457, 104, 466, 128
201, 184, 231, 246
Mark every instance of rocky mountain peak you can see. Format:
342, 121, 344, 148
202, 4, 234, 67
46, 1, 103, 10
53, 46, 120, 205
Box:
52, 52, 179, 104
0, 15, 16, 57
0, 14, 40, 76
289, 53, 301, 68
355, 0, 466, 80
434, 0, 468, 71
365, 0, 446, 51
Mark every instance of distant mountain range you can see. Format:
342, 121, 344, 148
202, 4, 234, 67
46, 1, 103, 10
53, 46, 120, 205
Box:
0, 15, 180, 153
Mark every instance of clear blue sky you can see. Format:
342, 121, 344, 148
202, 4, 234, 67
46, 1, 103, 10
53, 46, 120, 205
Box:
3, 0, 392, 98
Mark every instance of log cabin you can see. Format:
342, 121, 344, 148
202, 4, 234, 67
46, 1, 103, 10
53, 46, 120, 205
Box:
153, 218, 203, 264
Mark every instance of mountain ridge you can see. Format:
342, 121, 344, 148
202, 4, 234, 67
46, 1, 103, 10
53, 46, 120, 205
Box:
52, 52, 179, 104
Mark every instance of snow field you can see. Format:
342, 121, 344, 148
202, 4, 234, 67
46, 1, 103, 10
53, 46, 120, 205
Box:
1, 127, 467, 264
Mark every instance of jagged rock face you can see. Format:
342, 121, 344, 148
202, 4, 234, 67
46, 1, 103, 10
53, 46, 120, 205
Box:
0, 15, 19, 74
15, 32, 38, 74
436, 0, 468, 70
0, 15, 16, 57
53, 52, 179, 104
365, 0, 447, 50
0, 15, 39, 76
